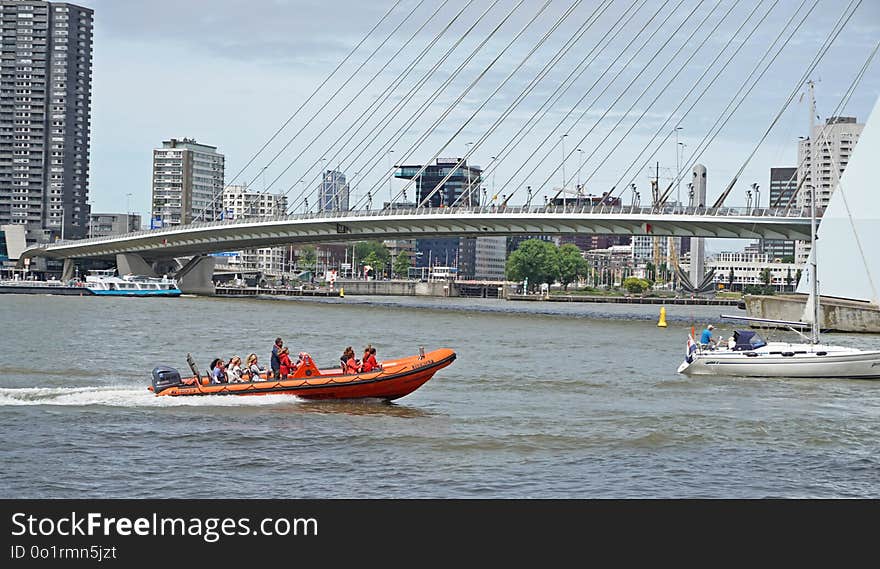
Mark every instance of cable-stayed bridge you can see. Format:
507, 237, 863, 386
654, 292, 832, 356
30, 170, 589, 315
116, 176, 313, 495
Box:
23, 204, 813, 262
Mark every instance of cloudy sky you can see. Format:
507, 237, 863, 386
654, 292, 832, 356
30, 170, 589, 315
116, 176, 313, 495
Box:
75, 0, 879, 250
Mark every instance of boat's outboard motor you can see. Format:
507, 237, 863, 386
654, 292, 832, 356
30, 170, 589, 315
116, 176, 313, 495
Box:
151, 365, 182, 394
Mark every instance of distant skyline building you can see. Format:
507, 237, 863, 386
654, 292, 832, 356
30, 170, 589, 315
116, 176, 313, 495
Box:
221, 184, 287, 273
396, 158, 482, 275
87, 212, 139, 238
318, 170, 349, 212
760, 166, 797, 261
795, 116, 863, 264
394, 158, 482, 208
0, 0, 94, 243
150, 138, 224, 227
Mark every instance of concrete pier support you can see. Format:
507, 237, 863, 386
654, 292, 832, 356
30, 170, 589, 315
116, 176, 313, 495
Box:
61, 258, 75, 281
689, 164, 707, 288
175, 255, 216, 296
116, 253, 157, 277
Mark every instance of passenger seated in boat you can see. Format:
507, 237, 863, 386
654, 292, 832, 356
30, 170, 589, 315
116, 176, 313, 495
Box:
226, 355, 245, 383
246, 353, 266, 381
278, 347, 295, 379
341, 346, 359, 374
340, 346, 353, 370
360, 345, 380, 373
209, 358, 228, 384
727, 336, 736, 350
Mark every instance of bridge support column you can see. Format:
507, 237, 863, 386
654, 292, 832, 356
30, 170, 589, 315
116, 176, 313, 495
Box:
175, 255, 216, 296
116, 253, 157, 277
61, 258, 75, 281
689, 164, 707, 289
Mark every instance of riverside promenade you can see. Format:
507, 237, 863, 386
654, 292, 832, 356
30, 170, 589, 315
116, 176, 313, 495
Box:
508, 294, 741, 306
215, 280, 741, 306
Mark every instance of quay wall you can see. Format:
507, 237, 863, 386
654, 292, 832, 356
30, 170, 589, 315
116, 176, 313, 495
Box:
744, 294, 880, 333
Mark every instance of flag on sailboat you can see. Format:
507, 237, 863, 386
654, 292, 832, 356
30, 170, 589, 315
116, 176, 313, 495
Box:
685, 335, 697, 363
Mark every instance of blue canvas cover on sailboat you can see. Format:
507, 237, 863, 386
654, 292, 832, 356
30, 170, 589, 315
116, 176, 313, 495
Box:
732, 330, 767, 351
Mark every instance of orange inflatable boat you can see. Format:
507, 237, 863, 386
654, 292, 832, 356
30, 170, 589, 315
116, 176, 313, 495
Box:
149, 348, 455, 401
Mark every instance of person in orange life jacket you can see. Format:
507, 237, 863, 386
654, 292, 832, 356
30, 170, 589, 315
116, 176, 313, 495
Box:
340, 346, 359, 374
269, 337, 283, 379
360, 345, 379, 373
278, 347, 295, 379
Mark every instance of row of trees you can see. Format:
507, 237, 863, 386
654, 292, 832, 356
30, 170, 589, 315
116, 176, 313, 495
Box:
506, 240, 588, 291
296, 241, 411, 279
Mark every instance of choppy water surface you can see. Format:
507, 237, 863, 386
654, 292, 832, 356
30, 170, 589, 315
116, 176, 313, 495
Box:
1, 294, 878, 498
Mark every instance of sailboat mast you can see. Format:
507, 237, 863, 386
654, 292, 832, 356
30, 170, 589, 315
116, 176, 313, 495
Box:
808, 80, 819, 344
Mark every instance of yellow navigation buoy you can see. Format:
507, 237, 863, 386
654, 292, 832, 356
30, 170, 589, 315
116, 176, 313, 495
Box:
657, 306, 668, 328
339, 287, 345, 298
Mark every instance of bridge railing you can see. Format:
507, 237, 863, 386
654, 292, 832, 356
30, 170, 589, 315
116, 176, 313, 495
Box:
32, 204, 819, 250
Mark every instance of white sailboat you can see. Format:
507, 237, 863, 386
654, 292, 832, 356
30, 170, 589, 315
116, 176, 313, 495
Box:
677, 86, 880, 379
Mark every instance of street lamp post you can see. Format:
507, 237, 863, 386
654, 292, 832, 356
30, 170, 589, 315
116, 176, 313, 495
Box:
387, 149, 394, 208
577, 148, 584, 196
490, 155, 496, 205
751, 183, 760, 211
561, 134, 568, 208
674, 126, 683, 204
464, 142, 473, 205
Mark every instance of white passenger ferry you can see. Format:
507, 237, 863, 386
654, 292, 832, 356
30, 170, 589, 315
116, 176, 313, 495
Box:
84, 270, 182, 297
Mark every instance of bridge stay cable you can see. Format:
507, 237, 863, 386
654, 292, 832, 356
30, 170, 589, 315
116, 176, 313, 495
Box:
449, 0, 619, 208
421, 1, 615, 209
362, 0, 553, 211
238, 0, 444, 214
309, 0, 518, 215
493, 0, 678, 208
283, 0, 497, 215
606, 0, 779, 208
654, 0, 817, 206
539, 0, 707, 204
192, 0, 405, 222
451, 0, 645, 209
711, 0, 861, 209
410, 0, 586, 209
776, 39, 878, 211
574, 0, 741, 202
344, 0, 539, 211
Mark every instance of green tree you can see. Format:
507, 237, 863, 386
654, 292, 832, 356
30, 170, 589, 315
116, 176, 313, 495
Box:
760, 267, 772, 286
785, 267, 793, 288
362, 251, 386, 278
393, 251, 411, 279
298, 245, 317, 272
623, 276, 650, 294
645, 261, 655, 282
506, 239, 557, 291
354, 241, 390, 277
658, 262, 668, 284
555, 244, 586, 290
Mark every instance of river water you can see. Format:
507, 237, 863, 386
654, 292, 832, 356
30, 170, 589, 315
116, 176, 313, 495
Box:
1, 294, 878, 498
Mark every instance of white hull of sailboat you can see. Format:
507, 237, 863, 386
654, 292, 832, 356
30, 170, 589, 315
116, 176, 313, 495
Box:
677, 344, 880, 379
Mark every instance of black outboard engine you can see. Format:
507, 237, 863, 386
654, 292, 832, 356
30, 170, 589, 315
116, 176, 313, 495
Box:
151, 365, 182, 394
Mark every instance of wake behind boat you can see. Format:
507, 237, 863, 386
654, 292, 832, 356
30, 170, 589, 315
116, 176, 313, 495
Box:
149, 348, 456, 400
